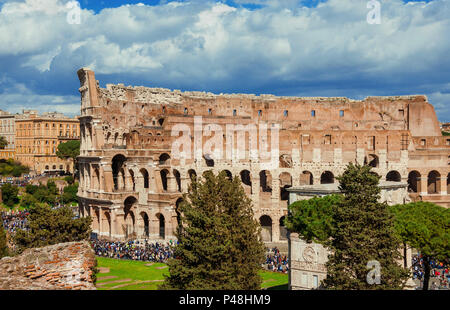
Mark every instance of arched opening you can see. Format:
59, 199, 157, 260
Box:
279, 216, 287, 240
124, 196, 137, 239
300, 171, 313, 185
93, 168, 100, 190
158, 118, 164, 126
157, 213, 165, 239
447, 173, 450, 194
386, 170, 401, 182
279, 172, 292, 201
112, 154, 126, 190
427, 170, 441, 194
129, 170, 135, 191
114, 132, 119, 145
408, 171, 421, 193
160, 169, 169, 191
221, 170, 232, 180
320, 171, 334, 184
140, 168, 149, 189
159, 153, 170, 165
240, 170, 252, 195
188, 169, 197, 180
259, 170, 272, 192
365, 154, 379, 168
103, 211, 111, 237
204, 154, 214, 167
175, 198, 183, 226
259, 215, 272, 242
141, 212, 149, 238
173, 169, 181, 192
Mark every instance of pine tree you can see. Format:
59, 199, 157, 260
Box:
160, 170, 265, 290
323, 163, 409, 289
0, 221, 8, 258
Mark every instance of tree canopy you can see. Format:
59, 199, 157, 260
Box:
1, 183, 19, 208
285, 194, 341, 244
160, 171, 265, 290
13, 204, 91, 253
56, 140, 80, 161
389, 202, 449, 289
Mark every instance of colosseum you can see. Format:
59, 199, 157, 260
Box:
76, 68, 450, 248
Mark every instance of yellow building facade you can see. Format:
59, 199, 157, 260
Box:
14, 110, 80, 174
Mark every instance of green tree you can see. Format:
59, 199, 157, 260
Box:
61, 183, 79, 205
0, 136, 7, 150
56, 140, 80, 175
20, 193, 39, 209
285, 194, 342, 245
13, 204, 91, 253
0, 221, 8, 258
322, 163, 409, 289
1, 183, 19, 208
64, 175, 75, 185
160, 171, 265, 290
390, 202, 450, 290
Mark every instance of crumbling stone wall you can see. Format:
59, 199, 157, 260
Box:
75, 68, 450, 245
0, 241, 96, 290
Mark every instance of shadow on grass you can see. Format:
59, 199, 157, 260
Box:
266, 284, 288, 290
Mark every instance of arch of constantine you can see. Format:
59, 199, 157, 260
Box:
76, 68, 450, 248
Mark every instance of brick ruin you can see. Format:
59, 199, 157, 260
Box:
0, 241, 96, 290
76, 68, 450, 246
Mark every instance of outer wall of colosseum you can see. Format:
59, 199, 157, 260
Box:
76, 68, 450, 250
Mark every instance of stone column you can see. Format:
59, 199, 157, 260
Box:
272, 218, 280, 242
439, 177, 447, 195
420, 176, 428, 195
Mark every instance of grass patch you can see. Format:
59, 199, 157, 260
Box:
95, 256, 288, 290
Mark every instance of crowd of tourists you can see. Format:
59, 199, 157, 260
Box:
412, 254, 449, 289
91, 239, 175, 263
265, 247, 289, 273
1, 211, 29, 233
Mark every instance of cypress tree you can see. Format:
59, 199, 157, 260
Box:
323, 163, 409, 289
160, 170, 265, 290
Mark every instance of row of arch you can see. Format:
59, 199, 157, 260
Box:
407, 170, 450, 194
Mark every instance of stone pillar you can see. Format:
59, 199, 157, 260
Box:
420, 176, 428, 195
271, 177, 280, 202
272, 218, 280, 242
378, 150, 387, 170
167, 175, 176, 192
333, 148, 342, 164
439, 176, 447, 195
356, 148, 365, 166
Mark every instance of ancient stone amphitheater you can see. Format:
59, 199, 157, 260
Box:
76, 68, 450, 249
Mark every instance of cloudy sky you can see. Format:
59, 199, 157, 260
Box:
0, 0, 449, 121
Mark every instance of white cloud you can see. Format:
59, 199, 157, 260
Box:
0, 0, 448, 119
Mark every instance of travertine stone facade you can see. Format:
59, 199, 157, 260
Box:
76, 68, 450, 244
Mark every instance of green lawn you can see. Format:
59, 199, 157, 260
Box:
95, 256, 288, 290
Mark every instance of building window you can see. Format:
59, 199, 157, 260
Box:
233, 109, 237, 116
324, 134, 331, 144
258, 110, 262, 117
446, 139, 450, 146
184, 108, 188, 115
420, 139, 426, 147
311, 110, 316, 117
368, 136, 375, 150
208, 108, 212, 115
339, 110, 344, 117
399, 109, 404, 117
313, 275, 319, 288
284, 110, 288, 117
